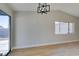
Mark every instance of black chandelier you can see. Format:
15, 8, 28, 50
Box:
37, 3, 50, 14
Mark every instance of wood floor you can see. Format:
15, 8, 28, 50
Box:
9, 41, 79, 56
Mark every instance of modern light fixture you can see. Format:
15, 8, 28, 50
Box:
37, 3, 50, 14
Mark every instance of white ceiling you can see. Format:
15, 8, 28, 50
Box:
8, 3, 79, 17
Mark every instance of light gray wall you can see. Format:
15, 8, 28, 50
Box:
14, 10, 79, 49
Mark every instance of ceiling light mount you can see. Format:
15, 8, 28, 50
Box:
37, 3, 50, 14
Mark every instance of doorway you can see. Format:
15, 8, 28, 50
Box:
0, 10, 11, 56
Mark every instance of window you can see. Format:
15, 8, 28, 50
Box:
69, 23, 74, 34
55, 21, 74, 34
0, 10, 11, 56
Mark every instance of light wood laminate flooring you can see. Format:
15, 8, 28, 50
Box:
9, 41, 79, 56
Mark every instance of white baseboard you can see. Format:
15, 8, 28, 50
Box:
12, 40, 79, 50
